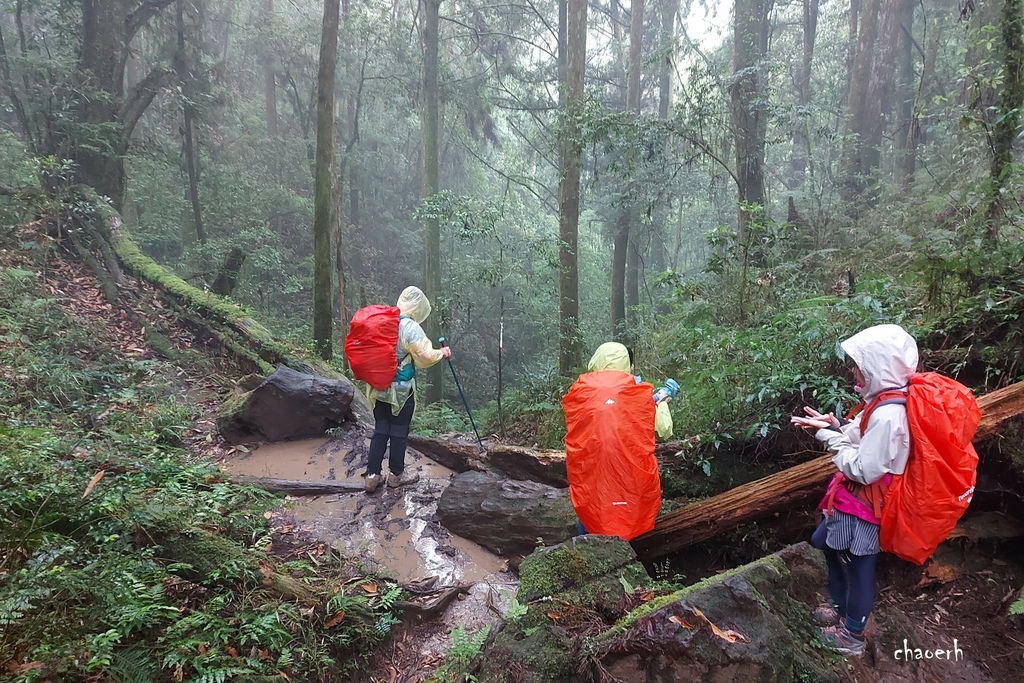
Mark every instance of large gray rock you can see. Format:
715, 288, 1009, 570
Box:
435, 471, 577, 556
478, 542, 838, 683
217, 365, 360, 444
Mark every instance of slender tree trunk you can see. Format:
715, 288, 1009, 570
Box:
0, 22, 34, 150
788, 0, 818, 188
986, 0, 1024, 238
557, 0, 587, 375
422, 0, 442, 401
312, 0, 341, 360
838, 0, 880, 204
177, 0, 205, 244
624, 0, 644, 317
650, 0, 675, 274
262, 0, 277, 137
731, 0, 773, 240
893, 0, 915, 188
611, 211, 629, 338
611, 0, 644, 337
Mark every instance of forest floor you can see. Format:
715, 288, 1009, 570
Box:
26, 230, 1024, 682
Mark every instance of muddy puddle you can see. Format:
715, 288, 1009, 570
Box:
218, 435, 510, 587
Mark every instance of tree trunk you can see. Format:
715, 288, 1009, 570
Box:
632, 379, 1024, 560
893, 0, 915, 189
611, 0, 644, 338
557, 0, 587, 376
75, 0, 176, 209
611, 212, 629, 338
177, 0, 206, 245
650, 0, 675, 274
788, 0, 819, 189
986, 0, 1024, 237
423, 0, 443, 402
312, 0, 341, 360
626, 235, 640, 313
262, 0, 277, 137
731, 0, 773, 239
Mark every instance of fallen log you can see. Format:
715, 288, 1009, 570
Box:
228, 476, 364, 496
408, 434, 486, 473
631, 379, 1024, 561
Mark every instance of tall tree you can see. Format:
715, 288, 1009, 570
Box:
558, 0, 588, 375
313, 0, 341, 360
262, 0, 278, 137
986, 0, 1024, 238
612, 0, 645, 338
788, 0, 819, 189
650, 0, 675, 274
75, 0, 177, 208
731, 0, 773, 239
423, 0, 442, 402
176, 0, 205, 245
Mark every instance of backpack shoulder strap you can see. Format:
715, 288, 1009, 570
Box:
859, 390, 908, 437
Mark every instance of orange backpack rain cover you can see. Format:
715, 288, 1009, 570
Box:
344, 305, 401, 390
563, 370, 660, 541
879, 372, 981, 565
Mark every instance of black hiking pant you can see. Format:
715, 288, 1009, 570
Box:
367, 396, 415, 476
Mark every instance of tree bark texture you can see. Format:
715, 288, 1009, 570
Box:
788, 0, 818, 189
262, 0, 278, 136
611, 0, 644, 337
313, 0, 341, 360
177, 0, 206, 245
557, 0, 587, 375
631, 379, 1024, 560
893, 0, 915, 189
422, 0, 443, 402
76, 0, 176, 209
731, 0, 773, 239
986, 0, 1024, 236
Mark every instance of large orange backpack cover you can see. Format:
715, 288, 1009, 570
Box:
563, 370, 660, 541
871, 372, 980, 565
344, 305, 401, 390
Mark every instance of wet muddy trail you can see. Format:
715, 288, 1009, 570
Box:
217, 432, 517, 680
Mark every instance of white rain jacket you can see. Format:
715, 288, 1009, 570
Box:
368, 286, 445, 413
814, 324, 916, 485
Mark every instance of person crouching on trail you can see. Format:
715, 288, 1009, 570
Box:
364, 286, 450, 493
563, 342, 678, 540
791, 324, 917, 657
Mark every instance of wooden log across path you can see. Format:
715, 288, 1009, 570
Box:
630, 380, 1024, 561
228, 476, 364, 496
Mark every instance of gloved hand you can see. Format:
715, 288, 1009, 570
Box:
662, 378, 679, 398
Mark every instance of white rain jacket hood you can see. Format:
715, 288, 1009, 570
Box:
840, 324, 918, 400
397, 286, 432, 324
814, 324, 916, 486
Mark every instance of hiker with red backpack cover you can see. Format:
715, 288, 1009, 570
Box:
791, 324, 980, 657
345, 286, 450, 493
563, 342, 678, 541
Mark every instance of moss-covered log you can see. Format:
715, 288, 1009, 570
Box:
68, 187, 371, 424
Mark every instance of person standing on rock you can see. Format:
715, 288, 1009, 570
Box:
791, 324, 917, 657
363, 286, 450, 493
563, 342, 678, 540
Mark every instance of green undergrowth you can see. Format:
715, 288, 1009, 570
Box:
0, 254, 401, 682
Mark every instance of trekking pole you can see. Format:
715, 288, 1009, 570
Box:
438, 337, 483, 449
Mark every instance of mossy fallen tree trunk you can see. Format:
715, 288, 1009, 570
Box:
67, 187, 370, 423
632, 379, 1024, 560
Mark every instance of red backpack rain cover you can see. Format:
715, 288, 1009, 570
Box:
563, 370, 660, 541
344, 305, 401, 391
877, 372, 981, 565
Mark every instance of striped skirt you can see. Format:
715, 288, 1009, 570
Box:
823, 509, 880, 556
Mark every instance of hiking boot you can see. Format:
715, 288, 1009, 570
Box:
364, 473, 385, 493
818, 624, 867, 657
813, 604, 841, 627
387, 469, 420, 488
